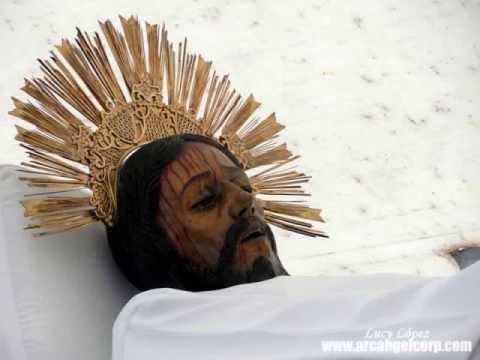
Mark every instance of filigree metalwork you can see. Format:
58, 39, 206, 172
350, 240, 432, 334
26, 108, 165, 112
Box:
12, 16, 327, 238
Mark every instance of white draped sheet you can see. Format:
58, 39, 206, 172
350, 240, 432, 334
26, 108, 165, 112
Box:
0, 165, 137, 360
113, 264, 480, 360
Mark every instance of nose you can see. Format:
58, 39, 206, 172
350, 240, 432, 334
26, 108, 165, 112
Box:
229, 187, 256, 219
237, 200, 255, 218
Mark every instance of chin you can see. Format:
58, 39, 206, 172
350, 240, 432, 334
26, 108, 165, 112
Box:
245, 255, 288, 282
218, 254, 288, 288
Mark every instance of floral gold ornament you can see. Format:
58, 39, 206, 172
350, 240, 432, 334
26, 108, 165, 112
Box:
10, 16, 327, 238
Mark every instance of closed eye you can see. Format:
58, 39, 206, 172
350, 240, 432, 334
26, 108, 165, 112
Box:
192, 193, 216, 210
191, 184, 221, 211
241, 185, 253, 193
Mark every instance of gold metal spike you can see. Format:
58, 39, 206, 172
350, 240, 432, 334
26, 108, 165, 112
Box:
21, 196, 92, 216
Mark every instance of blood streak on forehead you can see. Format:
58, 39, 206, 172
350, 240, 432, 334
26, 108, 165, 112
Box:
160, 142, 236, 196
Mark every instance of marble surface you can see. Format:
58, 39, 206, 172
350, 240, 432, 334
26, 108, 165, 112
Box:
1, 0, 479, 276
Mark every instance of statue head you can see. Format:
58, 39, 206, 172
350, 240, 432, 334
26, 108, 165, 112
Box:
107, 134, 288, 291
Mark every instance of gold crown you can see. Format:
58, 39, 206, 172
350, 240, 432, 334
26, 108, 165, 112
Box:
10, 16, 327, 238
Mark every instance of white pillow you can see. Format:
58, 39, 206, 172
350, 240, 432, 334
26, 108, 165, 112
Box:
0, 165, 137, 360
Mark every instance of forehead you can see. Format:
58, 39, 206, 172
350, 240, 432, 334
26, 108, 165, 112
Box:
180, 142, 237, 169
159, 141, 239, 193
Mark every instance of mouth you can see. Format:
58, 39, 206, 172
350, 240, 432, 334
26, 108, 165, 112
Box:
240, 219, 266, 243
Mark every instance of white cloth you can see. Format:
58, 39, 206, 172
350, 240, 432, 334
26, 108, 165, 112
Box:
113, 263, 480, 360
0, 165, 137, 360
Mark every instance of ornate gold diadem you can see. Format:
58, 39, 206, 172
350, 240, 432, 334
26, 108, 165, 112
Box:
10, 16, 327, 238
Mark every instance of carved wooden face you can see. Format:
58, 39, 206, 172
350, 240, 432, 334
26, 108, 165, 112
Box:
156, 141, 286, 282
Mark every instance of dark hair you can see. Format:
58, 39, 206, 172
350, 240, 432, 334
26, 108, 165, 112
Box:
106, 134, 241, 291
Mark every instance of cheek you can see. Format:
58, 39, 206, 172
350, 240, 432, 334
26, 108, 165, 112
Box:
158, 200, 223, 266
157, 199, 186, 251
178, 210, 232, 267
184, 187, 232, 232
183, 206, 231, 240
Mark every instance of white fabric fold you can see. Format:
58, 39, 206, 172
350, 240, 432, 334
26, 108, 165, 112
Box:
113, 264, 480, 360
0, 165, 137, 360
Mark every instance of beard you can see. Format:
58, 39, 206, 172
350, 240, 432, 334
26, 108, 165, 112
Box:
216, 220, 288, 286
171, 221, 288, 291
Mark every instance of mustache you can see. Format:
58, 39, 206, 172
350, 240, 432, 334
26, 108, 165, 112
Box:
217, 218, 269, 268
216, 218, 286, 284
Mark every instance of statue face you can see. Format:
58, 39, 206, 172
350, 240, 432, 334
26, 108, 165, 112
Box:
156, 142, 287, 287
